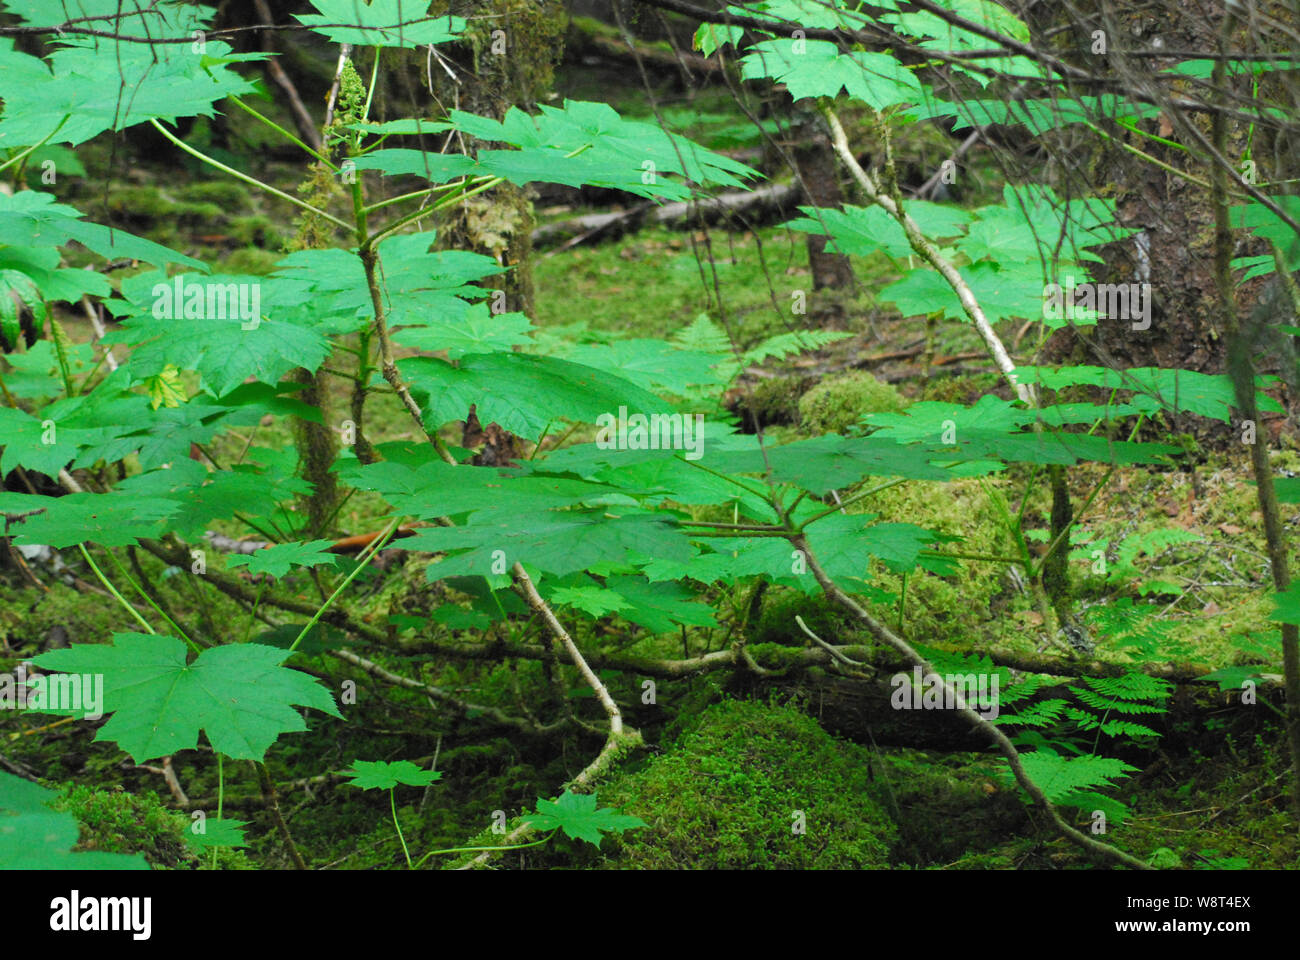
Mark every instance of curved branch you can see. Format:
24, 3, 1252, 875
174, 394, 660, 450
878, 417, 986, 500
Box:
790, 533, 1152, 871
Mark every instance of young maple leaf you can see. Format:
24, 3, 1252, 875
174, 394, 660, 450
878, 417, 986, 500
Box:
342, 759, 442, 791
521, 790, 646, 848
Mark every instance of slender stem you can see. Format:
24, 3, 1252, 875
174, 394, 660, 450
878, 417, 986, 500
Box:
362, 179, 491, 214
363, 48, 382, 121
391, 787, 413, 869
213, 752, 224, 870
798, 478, 907, 530
0, 115, 67, 174
288, 517, 401, 653
149, 119, 351, 231
105, 547, 197, 649
366, 176, 505, 248
228, 95, 335, 169
412, 831, 556, 869
77, 544, 156, 636
243, 580, 267, 644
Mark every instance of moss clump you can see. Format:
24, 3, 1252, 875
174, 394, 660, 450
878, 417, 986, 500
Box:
178, 181, 251, 209
55, 785, 253, 869
799, 371, 908, 434
737, 375, 812, 429
920, 373, 1001, 406
597, 698, 897, 868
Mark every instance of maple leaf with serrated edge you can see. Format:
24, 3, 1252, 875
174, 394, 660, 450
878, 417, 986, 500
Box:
740, 39, 922, 108
0, 5, 266, 149
296, 0, 465, 48
400, 351, 672, 441
393, 305, 534, 359
520, 790, 646, 848
30, 635, 342, 763
0, 491, 177, 547
546, 585, 631, 619
603, 575, 718, 634
226, 540, 340, 579
184, 817, 249, 851
342, 759, 443, 790
0, 191, 203, 266
410, 509, 693, 580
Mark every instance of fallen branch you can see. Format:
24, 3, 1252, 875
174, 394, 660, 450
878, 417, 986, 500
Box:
533, 182, 798, 250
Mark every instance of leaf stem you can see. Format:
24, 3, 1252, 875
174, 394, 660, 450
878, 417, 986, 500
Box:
148, 119, 351, 231
77, 544, 156, 636
287, 517, 401, 654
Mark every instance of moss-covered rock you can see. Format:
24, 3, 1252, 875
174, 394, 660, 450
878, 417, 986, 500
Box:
597, 698, 897, 868
799, 371, 908, 434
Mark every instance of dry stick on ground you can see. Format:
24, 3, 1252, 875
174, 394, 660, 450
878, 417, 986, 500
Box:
790, 533, 1151, 870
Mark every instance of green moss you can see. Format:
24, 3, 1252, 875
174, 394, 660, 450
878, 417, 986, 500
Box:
217, 247, 281, 276
54, 784, 253, 870
921, 373, 1001, 405
596, 698, 897, 868
178, 181, 251, 209
798, 370, 908, 434
739, 375, 811, 429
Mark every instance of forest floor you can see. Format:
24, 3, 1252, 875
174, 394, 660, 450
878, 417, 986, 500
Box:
2, 83, 1298, 870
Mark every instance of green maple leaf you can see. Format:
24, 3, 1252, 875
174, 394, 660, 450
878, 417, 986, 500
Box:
393, 304, 534, 359
787, 203, 969, 258
740, 39, 922, 108
109, 272, 331, 396
564, 339, 725, 394
547, 584, 631, 619
705, 433, 953, 490
341, 459, 618, 521
603, 575, 717, 634
0, 340, 92, 399
342, 759, 442, 790
0, 406, 105, 478
0, 188, 207, 268
226, 540, 340, 579
520, 790, 646, 848
1014, 365, 1282, 423
408, 509, 692, 580
296, 0, 465, 48
401, 351, 671, 440
184, 817, 249, 851
117, 462, 310, 541
0, 491, 177, 547
0, 3, 265, 148
0, 772, 148, 870
440, 100, 757, 197
268, 234, 504, 334
30, 634, 343, 763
